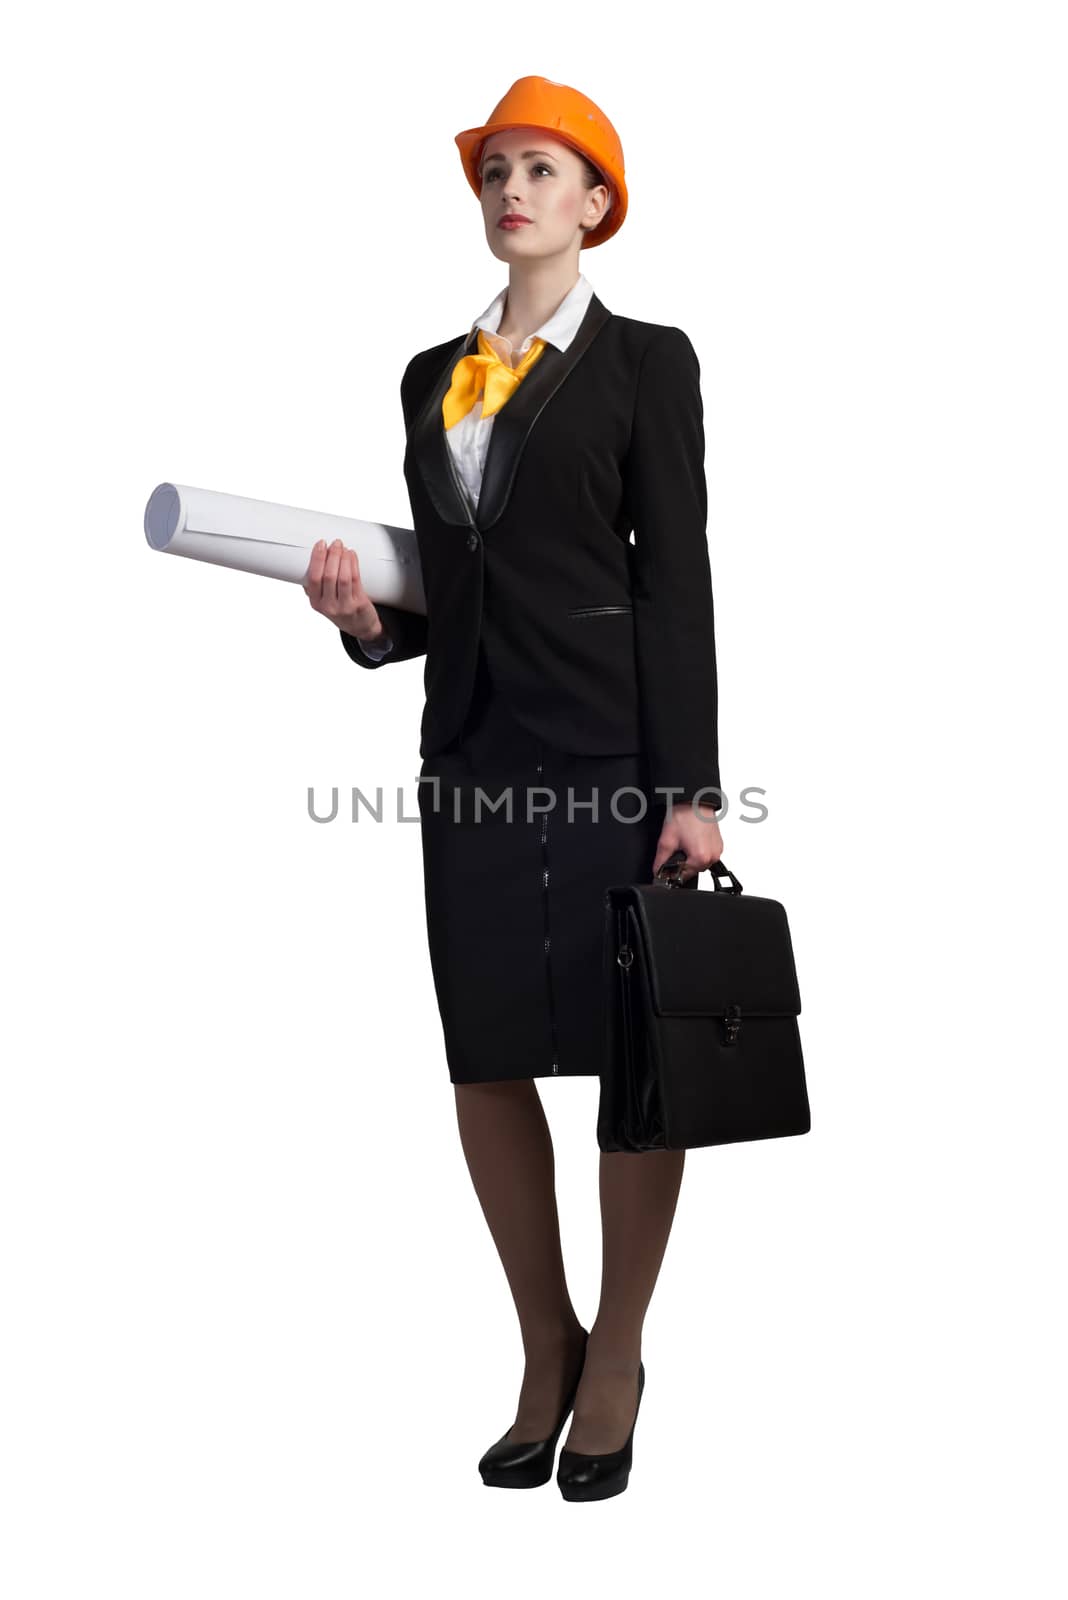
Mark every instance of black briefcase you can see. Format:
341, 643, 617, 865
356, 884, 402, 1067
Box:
598, 853, 811, 1153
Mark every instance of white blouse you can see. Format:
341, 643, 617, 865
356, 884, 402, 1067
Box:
357, 272, 596, 659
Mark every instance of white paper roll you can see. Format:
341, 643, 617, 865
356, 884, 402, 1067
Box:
144, 482, 426, 614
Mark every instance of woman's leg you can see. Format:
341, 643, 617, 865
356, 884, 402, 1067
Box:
562, 1147, 686, 1453
454, 1079, 588, 1441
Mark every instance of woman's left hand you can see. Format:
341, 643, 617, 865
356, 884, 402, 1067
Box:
652, 801, 723, 883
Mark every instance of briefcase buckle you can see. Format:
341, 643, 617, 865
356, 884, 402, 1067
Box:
723, 1004, 742, 1045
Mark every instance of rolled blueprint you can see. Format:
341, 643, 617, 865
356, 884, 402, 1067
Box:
144, 482, 426, 614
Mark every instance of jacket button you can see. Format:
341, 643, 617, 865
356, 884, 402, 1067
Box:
466, 531, 479, 551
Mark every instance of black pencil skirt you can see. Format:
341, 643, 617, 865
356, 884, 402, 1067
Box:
417, 642, 666, 1084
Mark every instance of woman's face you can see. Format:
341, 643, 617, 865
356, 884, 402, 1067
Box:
477, 126, 609, 262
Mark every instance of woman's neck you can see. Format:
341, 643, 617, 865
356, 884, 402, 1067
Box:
496, 260, 581, 349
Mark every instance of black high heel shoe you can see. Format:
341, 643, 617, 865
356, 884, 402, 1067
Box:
478, 1327, 590, 1489
556, 1360, 645, 1502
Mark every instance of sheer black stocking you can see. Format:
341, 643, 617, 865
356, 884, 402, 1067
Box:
453, 1080, 586, 1442
562, 1146, 685, 1454
453, 1079, 685, 1452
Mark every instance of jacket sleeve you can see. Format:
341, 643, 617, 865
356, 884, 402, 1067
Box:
340, 354, 431, 670
623, 325, 721, 809
339, 602, 427, 670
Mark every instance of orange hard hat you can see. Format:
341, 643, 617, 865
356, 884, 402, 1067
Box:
454, 75, 627, 250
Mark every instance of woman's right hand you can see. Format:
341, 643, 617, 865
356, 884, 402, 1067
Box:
303, 538, 388, 646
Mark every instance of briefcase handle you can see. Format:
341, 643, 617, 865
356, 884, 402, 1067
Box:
655, 849, 744, 893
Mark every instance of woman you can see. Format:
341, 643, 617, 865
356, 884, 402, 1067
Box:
304, 76, 724, 1501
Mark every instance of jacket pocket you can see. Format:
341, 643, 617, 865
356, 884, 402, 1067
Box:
566, 605, 634, 618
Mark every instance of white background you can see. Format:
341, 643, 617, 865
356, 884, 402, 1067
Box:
3, 2, 1065, 1594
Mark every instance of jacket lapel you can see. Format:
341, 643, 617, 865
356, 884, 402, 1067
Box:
406, 291, 612, 531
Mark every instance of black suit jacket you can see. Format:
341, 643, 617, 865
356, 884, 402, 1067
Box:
341, 290, 721, 807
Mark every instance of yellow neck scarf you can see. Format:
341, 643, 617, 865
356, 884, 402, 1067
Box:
442, 328, 547, 429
